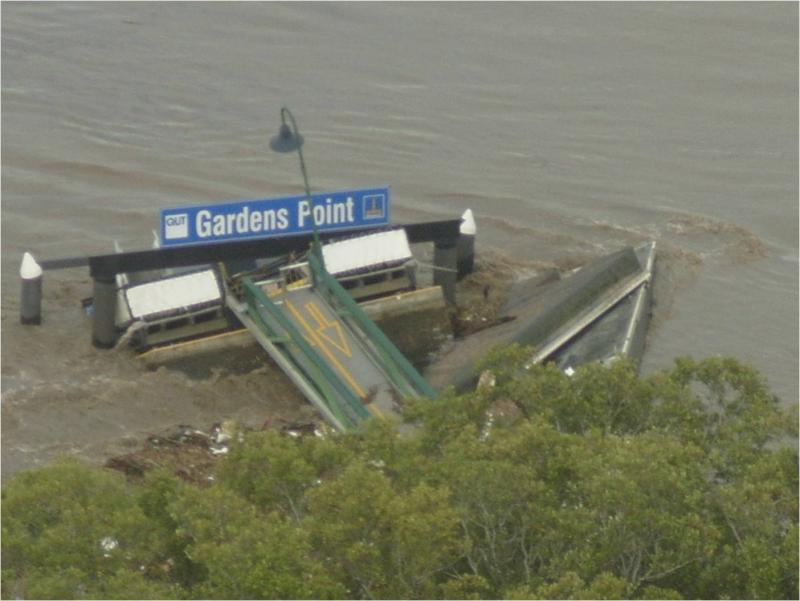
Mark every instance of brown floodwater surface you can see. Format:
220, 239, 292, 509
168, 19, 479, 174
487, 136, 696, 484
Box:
2, 2, 797, 479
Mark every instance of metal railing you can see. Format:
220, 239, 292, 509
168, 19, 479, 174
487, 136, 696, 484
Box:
308, 253, 437, 400
242, 277, 371, 429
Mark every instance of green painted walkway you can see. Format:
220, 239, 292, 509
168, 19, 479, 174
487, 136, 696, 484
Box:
226, 255, 435, 431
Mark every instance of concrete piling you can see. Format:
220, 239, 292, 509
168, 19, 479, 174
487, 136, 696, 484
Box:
456, 208, 476, 280
433, 238, 458, 305
92, 274, 119, 348
20, 252, 43, 325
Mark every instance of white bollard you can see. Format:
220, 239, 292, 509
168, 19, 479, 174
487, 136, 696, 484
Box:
20, 252, 43, 325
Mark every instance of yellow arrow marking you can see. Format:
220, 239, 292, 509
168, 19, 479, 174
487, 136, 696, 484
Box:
305, 301, 352, 358
285, 299, 367, 399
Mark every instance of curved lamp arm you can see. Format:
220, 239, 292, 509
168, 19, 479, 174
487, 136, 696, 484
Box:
272, 107, 325, 268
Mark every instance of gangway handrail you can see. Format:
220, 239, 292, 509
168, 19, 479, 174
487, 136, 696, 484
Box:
240, 292, 350, 429
227, 296, 348, 431
242, 277, 372, 427
308, 253, 437, 400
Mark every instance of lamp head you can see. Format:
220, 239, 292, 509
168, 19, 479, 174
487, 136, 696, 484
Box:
270, 122, 304, 153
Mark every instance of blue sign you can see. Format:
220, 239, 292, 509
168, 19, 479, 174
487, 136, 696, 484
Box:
160, 187, 390, 247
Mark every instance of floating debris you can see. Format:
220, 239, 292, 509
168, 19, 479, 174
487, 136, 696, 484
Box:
100, 536, 118, 558
104, 418, 325, 484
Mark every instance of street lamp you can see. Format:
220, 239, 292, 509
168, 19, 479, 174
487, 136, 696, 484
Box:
269, 107, 325, 270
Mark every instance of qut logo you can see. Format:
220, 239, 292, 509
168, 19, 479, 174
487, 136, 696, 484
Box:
164, 213, 189, 239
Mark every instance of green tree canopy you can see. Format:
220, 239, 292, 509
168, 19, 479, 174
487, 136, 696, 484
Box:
3, 347, 797, 599
2, 459, 176, 599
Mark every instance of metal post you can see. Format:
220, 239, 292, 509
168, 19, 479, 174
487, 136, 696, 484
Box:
92, 274, 118, 348
434, 238, 459, 305
276, 107, 325, 270
456, 208, 476, 279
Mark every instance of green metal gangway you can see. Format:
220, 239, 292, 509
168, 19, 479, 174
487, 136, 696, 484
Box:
225, 253, 436, 431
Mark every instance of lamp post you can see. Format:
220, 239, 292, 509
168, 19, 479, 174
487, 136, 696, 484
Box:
269, 107, 325, 270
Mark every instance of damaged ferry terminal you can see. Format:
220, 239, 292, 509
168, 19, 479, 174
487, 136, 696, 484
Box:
19, 107, 656, 435
22, 211, 656, 434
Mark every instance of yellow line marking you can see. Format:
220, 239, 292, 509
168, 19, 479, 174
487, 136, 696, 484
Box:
136, 329, 247, 359
285, 299, 368, 399
301, 304, 386, 419
305, 301, 352, 357
287, 279, 310, 290
367, 399, 387, 420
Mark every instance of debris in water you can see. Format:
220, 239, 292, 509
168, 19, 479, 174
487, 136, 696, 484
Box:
100, 536, 118, 557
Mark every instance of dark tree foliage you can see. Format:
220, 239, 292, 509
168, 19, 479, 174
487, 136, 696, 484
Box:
3, 346, 797, 599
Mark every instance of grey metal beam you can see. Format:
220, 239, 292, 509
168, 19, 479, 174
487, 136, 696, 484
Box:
36, 219, 461, 277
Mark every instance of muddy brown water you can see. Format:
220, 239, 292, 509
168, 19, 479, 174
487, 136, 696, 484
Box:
2, 3, 797, 480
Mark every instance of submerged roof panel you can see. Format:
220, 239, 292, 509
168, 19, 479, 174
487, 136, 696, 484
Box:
124, 269, 222, 319
322, 229, 412, 276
